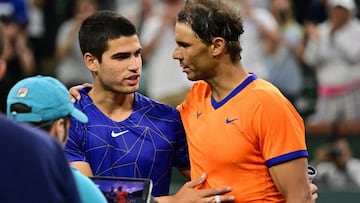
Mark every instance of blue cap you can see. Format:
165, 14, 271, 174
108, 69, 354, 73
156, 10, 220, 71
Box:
6, 75, 88, 123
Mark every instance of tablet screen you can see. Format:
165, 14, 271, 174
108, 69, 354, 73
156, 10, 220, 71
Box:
90, 176, 153, 203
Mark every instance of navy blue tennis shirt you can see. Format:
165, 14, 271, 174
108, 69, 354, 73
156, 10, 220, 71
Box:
65, 88, 190, 196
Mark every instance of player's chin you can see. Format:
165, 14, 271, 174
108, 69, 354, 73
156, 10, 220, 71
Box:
187, 74, 201, 81
126, 85, 139, 93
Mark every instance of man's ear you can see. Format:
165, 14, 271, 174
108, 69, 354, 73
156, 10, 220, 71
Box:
49, 119, 66, 144
84, 53, 99, 72
210, 37, 226, 57
0, 59, 7, 81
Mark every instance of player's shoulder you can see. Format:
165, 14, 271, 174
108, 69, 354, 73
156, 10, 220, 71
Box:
248, 78, 283, 99
75, 87, 93, 108
244, 78, 291, 108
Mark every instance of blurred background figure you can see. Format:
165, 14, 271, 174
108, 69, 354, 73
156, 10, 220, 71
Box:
312, 137, 360, 190
116, 0, 157, 32
140, 0, 192, 106
304, 0, 329, 25
0, 22, 6, 81
0, 0, 35, 113
115, 0, 158, 95
249, 0, 270, 9
24, 0, 74, 77
267, 0, 305, 105
303, 0, 360, 124
54, 0, 98, 88
26, 0, 46, 72
229, 0, 279, 80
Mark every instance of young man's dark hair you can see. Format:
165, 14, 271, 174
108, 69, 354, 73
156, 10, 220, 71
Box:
79, 10, 138, 62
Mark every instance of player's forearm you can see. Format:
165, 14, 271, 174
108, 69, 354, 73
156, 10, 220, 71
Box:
285, 189, 315, 203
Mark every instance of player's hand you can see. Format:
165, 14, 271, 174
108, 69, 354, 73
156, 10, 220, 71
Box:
69, 83, 93, 103
156, 173, 234, 203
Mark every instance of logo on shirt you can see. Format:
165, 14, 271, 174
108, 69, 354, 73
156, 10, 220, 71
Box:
196, 111, 202, 119
111, 130, 129, 137
226, 118, 238, 124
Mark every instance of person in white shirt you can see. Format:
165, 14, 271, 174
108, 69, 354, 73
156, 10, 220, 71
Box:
304, 0, 360, 124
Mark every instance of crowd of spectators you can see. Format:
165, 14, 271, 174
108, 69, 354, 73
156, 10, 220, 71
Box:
2, 0, 360, 122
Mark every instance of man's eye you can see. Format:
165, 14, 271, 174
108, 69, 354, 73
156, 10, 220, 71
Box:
178, 42, 189, 48
135, 51, 142, 57
119, 55, 129, 59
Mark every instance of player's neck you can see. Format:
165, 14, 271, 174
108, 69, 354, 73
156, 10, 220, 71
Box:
89, 89, 135, 122
209, 63, 248, 101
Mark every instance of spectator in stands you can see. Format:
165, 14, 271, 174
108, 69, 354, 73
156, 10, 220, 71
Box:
303, 0, 360, 124
26, 0, 47, 73
267, 0, 305, 105
229, 0, 279, 80
116, 0, 156, 32
0, 6, 36, 113
54, 0, 98, 88
313, 137, 360, 190
116, 0, 158, 95
140, 0, 193, 106
304, 0, 329, 25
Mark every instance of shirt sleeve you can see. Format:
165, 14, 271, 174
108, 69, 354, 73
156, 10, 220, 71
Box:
172, 111, 190, 169
253, 93, 308, 167
64, 117, 87, 162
